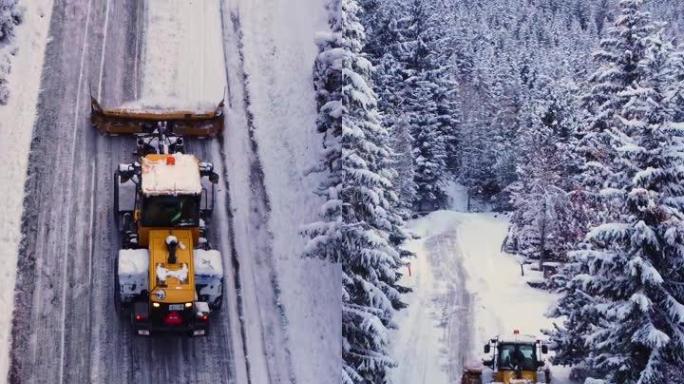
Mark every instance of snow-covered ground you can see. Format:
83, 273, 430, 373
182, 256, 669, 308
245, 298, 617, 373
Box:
141, 0, 225, 104
392, 211, 572, 384
220, 0, 341, 383
0, 0, 53, 380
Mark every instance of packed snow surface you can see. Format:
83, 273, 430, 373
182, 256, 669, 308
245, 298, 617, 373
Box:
193, 249, 223, 276
0, 0, 53, 380
141, 154, 202, 196
118, 249, 150, 276
118, 249, 150, 300
141, 0, 225, 104
392, 211, 571, 384
119, 97, 221, 113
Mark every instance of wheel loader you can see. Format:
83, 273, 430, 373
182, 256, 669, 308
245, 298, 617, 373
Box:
461, 331, 551, 384
92, 97, 225, 336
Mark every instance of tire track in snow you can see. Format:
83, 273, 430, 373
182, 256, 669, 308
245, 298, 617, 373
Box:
220, 7, 297, 384
10, 1, 237, 383
9, 1, 107, 381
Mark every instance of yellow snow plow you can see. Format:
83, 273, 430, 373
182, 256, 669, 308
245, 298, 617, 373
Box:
92, 99, 225, 336
91, 97, 225, 138
461, 331, 551, 384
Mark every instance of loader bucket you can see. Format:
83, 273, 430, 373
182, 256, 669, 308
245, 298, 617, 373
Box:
91, 97, 225, 138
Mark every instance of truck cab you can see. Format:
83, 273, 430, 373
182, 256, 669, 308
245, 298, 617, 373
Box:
480, 331, 551, 384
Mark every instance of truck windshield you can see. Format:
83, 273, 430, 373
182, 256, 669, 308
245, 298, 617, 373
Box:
498, 343, 537, 371
141, 195, 199, 227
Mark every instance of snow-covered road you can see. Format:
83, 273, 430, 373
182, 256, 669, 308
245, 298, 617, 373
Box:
7, 0, 338, 383
391, 213, 473, 384
9, 2, 240, 383
392, 211, 572, 384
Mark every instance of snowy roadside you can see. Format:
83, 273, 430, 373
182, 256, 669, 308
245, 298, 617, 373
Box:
140, 1, 251, 383
392, 211, 572, 384
0, 0, 53, 380
222, 0, 341, 382
390, 213, 471, 384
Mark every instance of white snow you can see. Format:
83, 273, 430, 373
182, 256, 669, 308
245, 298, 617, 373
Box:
141, 0, 225, 104
141, 154, 202, 196
194, 249, 224, 303
193, 249, 223, 276
455, 213, 557, 346
391, 211, 573, 384
0, 0, 53, 380
119, 97, 221, 113
118, 249, 150, 301
221, 0, 341, 382
443, 180, 470, 211
118, 249, 150, 275
155, 263, 189, 283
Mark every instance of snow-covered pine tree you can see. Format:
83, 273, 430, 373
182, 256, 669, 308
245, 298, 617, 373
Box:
301, 0, 344, 263
489, 62, 523, 204
505, 79, 577, 269
390, 115, 415, 218
408, 72, 447, 213
545, 257, 599, 373
398, 0, 452, 213
0, 0, 22, 104
340, 0, 408, 382
552, 5, 684, 381
358, 0, 419, 215
576, 0, 659, 198
0, 0, 21, 42
665, 43, 684, 123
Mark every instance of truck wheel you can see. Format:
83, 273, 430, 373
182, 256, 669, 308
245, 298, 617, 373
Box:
211, 282, 224, 311
210, 296, 222, 311
114, 257, 123, 315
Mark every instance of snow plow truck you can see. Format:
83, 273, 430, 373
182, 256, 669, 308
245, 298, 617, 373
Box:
92, 97, 225, 336
461, 331, 551, 384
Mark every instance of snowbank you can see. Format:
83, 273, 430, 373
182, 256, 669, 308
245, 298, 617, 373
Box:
223, 0, 341, 383
0, 0, 53, 380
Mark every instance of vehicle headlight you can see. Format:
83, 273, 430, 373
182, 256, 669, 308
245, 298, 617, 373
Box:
152, 302, 161, 308
185, 302, 193, 308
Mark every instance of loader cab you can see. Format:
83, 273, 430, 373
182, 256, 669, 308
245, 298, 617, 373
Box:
497, 342, 538, 371
114, 153, 219, 249
482, 332, 551, 384
141, 194, 200, 228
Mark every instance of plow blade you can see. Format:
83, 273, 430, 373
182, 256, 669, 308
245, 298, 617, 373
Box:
91, 97, 225, 138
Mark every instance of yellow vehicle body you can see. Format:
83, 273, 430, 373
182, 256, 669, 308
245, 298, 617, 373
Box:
104, 102, 223, 336
146, 229, 196, 304
468, 333, 550, 384
495, 370, 538, 383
